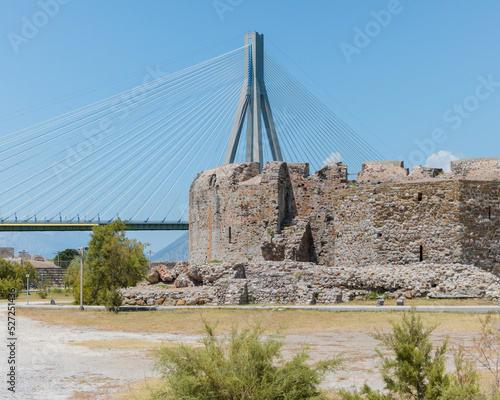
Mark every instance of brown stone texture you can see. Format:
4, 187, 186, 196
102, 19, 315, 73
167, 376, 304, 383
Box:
408, 165, 444, 180
357, 161, 409, 184
451, 157, 500, 180
189, 158, 500, 273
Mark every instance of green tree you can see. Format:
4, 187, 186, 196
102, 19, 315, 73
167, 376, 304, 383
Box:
64, 256, 81, 290
152, 321, 342, 400
53, 248, 79, 267
0, 259, 39, 298
76, 219, 148, 311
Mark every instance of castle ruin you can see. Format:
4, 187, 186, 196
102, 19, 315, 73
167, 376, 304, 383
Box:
189, 157, 500, 275
121, 157, 500, 306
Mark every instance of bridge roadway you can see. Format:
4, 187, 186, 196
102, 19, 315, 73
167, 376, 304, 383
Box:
0, 221, 189, 232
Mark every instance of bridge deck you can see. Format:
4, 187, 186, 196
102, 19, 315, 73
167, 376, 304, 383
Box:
0, 222, 189, 232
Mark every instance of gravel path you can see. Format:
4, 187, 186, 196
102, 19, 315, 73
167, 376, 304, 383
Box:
0, 304, 200, 400
0, 304, 478, 399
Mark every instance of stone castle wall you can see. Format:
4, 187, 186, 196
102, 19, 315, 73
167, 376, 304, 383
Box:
189, 158, 500, 272
459, 180, 500, 273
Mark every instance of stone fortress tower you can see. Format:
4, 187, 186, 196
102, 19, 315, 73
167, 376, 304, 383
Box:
190, 158, 500, 274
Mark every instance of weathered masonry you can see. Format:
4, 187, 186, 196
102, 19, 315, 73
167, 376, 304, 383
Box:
189, 157, 500, 274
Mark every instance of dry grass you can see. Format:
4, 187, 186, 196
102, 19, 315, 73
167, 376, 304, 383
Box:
106, 378, 163, 400
1, 290, 73, 304
68, 339, 163, 350
18, 308, 487, 334
344, 298, 496, 306
67, 374, 122, 400
67, 338, 199, 351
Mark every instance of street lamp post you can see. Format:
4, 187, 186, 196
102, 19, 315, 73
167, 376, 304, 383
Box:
26, 274, 29, 305
53, 251, 60, 267
78, 247, 88, 311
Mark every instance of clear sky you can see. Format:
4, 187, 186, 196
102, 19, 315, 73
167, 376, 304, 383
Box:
1, 0, 500, 253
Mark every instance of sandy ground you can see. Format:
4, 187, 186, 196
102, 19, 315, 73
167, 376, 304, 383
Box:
0, 304, 478, 399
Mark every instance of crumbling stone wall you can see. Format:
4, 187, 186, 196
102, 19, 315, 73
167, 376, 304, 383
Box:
357, 161, 409, 184
458, 180, 500, 273
451, 158, 500, 180
334, 181, 465, 266
189, 158, 500, 272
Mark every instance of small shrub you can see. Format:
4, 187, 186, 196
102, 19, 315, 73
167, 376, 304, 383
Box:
467, 314, 500, 399
294, 272, 302, 280
99, 288, 122, 312
208, 259, 222, 264
152, 321, 342, 400
439, 346, 480, 400
38, 281, 49, 299
338, 310, 481, 400
363, 291, 386, 301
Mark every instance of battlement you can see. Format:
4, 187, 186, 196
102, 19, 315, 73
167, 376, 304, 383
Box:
451, 157, 500, 180
358, 157, 500, 184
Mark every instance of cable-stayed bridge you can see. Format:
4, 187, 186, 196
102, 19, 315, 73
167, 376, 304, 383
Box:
0, 32, 383, 232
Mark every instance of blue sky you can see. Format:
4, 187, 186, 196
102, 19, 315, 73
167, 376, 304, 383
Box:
1, 0, 500, 254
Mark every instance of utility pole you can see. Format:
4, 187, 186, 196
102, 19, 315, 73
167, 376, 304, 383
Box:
26, 273, 29, 305
20, 250, 26, 266
53, 251, 60, 267
224, 32, 282, 167
78, 247, 88, 311
147, 250, 153, 269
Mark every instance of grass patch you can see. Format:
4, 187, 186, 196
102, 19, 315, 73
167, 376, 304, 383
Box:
108, 377, 164, 400
342, 298, 496, 306
67, 374, 122, 399
68, 339, 163, 350
67, 339, 199, 350
18, 308, 488, 334
0, 289, 72, 303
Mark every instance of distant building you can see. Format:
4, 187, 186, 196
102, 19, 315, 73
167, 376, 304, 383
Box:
0, 247, 14, 259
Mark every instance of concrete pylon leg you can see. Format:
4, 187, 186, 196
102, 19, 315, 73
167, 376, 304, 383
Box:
245, 96, 254, 162
261, 91, 282, 161
224, 89, 249, 164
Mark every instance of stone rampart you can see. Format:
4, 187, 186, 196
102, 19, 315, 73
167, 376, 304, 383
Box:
189, 158, 499, 272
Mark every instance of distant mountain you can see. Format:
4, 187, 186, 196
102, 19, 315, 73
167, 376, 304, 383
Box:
0, 232, 91, 259
152, 232, 189, 261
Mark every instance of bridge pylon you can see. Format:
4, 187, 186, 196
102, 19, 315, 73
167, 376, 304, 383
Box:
224, 32, 282, 166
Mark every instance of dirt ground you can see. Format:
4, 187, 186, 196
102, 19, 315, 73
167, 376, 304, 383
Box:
0, 305, 483, 399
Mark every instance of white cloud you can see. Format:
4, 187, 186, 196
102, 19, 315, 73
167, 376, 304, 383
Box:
322, 152, 343, 166
424, 150, 460, 173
